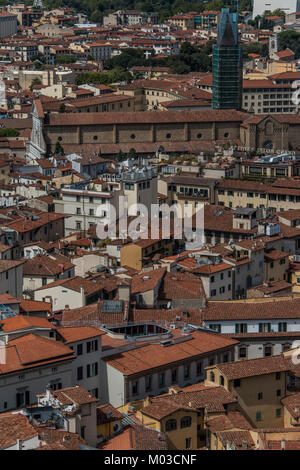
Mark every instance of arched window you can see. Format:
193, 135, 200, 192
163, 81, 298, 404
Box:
130, 134, 136, 140
210, 371, 215, 382
197, 133, 202, 139
165, 419, 177, 431
181, 416, 192, 428
166, 133, 171, 139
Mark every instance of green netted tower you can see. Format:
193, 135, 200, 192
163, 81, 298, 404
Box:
212, 8, 242, 110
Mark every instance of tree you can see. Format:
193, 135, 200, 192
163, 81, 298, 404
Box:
117, 150, 126, 161
265, 9, 285, 20
29, 77, 42, 91
31, 54, 45, 63
55, 55, 77, 64
128, 148, 136, 159
55, 141, 64, 155
278, 30, 300, 58
0, 128, 19, 137
75, 69, 132, 86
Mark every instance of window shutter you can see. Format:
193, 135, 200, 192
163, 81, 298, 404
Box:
87, 364, 90, 378
95, 362, 98, 376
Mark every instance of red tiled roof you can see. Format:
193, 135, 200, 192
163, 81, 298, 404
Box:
0, 315, 55, 333
48, 385, 98, 406
97, 404, 123, 425
216, 430, 255, 449
131, 268, 166, 294
206, 411, 252, 432
48, 109, 248, 127
99, 424, 167, 450
104, 329, 238, 376
57, 326, 105, 343
19, 299, 52, 313
23, 254, 74, 277
0, 334, 74, 375
213, 355, 290, 380
0, 413, 37, 449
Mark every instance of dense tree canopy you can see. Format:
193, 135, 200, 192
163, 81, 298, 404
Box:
0, 128, 19, 137
55, 54, 78, 64
42, 0, 229, 24
278, 30, 300, 59
75, 68, 132, 85
105, 41, 215, 75
243, 42, 269, 59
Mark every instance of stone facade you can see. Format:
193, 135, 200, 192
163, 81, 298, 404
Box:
26, 102, 300, 160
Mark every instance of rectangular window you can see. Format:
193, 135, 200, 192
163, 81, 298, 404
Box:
239, 347, 247, 359
259, 323, 271, 333
87, 340, 98, 353
209, 324, 221, 333
77, 344, 83, 356
132, 381, 138, 395
258, 392, 263, 400
235, 323, 248, 333
185, 438, 192, 449
234, 379, 241, 388
159, 373, 165, 387
77, 367, 83, 380
264, 346, 272, 357
184, 365, 190, 379
278, 323, 287, 332
171, 369, 177, 383
87, 362, 98, 378
276, 408, 281, 417
16, 391, 30, 408
145, 376, 152, 391
256, 411, 262, 422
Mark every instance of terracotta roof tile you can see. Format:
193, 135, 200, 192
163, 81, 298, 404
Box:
203, 298, 300, 321
0, 315, 55, 333
104, 329, 238, 376
213, 355, 289, 380
0, 413, 37, 449
57, 326, 105, 343
99, 424, 167, 450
